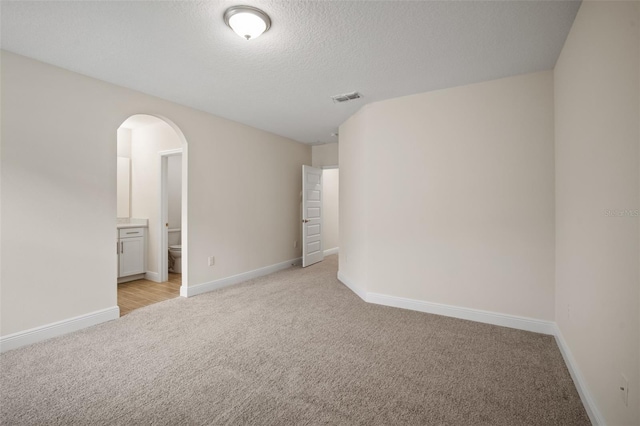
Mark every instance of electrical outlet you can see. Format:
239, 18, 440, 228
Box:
208, 256, 215, 266
620, 374, 629, 406
294, 240, 298, 248
567, 303, 571, 321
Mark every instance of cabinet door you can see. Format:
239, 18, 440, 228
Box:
119, 237, 145, 277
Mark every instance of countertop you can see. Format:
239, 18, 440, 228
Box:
116, 218, 149, 229
117, 223, 148, 229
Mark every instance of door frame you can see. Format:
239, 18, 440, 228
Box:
158, 148, 185, 284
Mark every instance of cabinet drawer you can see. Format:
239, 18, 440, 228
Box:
119, 227, 145, 238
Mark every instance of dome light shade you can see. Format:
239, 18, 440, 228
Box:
224, 6, 271, 40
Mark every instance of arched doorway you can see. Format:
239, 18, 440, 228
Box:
116, 114, 188, 315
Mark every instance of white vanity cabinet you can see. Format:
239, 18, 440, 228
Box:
118, 227, 146, 280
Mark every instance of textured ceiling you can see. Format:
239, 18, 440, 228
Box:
1, 0, 580, 144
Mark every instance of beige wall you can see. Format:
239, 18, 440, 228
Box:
322, 169, 339, 252
0, 51, 311, 336
339, 71, 556, 320
554, 2, 640, 424
312, 143, 338, 167
116, 157, 131, 218
339, 108, 371, 290
116, 127, 132, 158
116, 128, 132, 218
130, 119, 182, 274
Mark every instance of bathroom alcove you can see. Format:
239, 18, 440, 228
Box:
117, 114, 189, 294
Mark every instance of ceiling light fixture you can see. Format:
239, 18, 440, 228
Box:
224, 5, 271, 41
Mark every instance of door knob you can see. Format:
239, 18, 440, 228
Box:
302, 219, 310, 223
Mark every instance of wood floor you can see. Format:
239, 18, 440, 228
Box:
118, 273, 181, 316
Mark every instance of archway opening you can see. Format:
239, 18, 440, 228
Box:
116, 114, 188, 316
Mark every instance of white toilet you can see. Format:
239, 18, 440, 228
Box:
168, 228, 182, 274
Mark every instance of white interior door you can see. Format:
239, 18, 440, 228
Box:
302, 165, 324, 267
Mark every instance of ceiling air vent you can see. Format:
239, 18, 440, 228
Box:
331, 91, 362, 103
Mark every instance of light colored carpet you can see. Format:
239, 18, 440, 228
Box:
0, 255, 589, 425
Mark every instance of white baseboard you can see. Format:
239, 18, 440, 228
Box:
336, 271, 368, 301
337, 272, 554, 335
367, 292, 555, 335
324, 247, 339, 256
145, 271, 161, 282
181, 257, 302, 298
0, 306, 120, 353
553, 325, 604, 426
